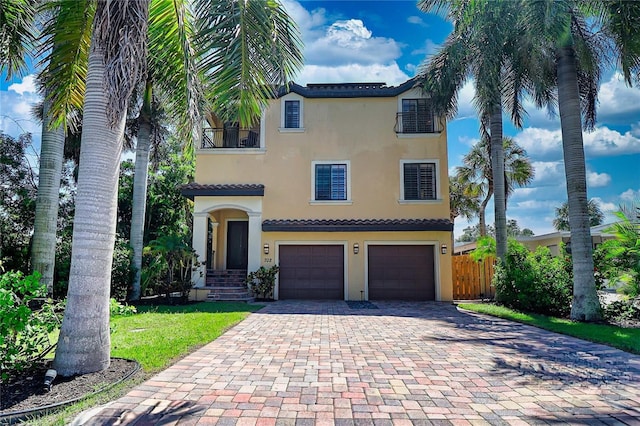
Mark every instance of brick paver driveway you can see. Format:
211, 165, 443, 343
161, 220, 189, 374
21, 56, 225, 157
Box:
77, 301, 640, 425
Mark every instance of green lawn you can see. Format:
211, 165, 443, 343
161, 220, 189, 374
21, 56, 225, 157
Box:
458, 303, 640, 355
30, 301, 262, 426
111, 302, 262, 372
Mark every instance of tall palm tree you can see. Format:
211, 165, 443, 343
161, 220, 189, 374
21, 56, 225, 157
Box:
418, 0, 549, 262
523, 0, 640, 321
30, 0, 93, 295
456, 136, 534, 237
49, 0, 302, 376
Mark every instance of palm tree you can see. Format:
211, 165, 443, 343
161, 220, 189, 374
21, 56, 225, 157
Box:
418, 0, 548, 262
523, 0, 640, 321
456, 136, 534, 237
449, 174, 480, 226
49, 0, 302, 376
553, 199, 604, 231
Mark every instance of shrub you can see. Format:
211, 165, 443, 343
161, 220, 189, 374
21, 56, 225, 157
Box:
0, 271, 62, 380
143, 234, 200, 301
246, 265, 280, 300
603, 298, 640, 322
111, 237, 135, 301
109, 298, 137, 316
494, 241, 573, 317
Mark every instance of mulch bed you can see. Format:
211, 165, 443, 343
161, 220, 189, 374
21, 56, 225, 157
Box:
0, 358, 139, 416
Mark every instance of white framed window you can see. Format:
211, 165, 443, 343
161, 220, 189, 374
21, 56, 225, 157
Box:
280, 94, 304, 132
400, 160, 439, 202
311, 160, 351, 204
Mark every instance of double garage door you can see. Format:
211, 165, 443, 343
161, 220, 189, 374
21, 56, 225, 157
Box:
278, 244, 435, 301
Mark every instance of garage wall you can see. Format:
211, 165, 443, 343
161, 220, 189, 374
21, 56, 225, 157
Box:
264, 231, 453, 301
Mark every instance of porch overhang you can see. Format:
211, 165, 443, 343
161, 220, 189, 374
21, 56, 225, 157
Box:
262, 218, 453, 232
181, 183, 264, 199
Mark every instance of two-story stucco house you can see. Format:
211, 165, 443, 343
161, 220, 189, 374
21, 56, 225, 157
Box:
182, 78, 454, 302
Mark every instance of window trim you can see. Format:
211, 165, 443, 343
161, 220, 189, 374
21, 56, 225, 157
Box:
396, 89, 439, 136
399, 159, 441, 203
311, 160, 352, 205
279, 93, 305, 132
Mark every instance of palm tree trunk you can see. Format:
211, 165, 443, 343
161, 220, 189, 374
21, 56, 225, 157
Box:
557, 46, 601, 322
478, 189, 492, 237
31, 98, 65, 295
490, 105, 507, 262
53, 40, 126, 376
129, 81, 153, 301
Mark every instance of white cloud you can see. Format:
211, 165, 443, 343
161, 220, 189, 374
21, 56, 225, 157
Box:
407, 16, 428, 27
452, 80, 476, 120
8, 74, 37, 95
515, 126, 640, 160
304, 19, 403, 67
512, 187, 538, 198
530, 161, 565, 185
592, 197, 617, 212
411, 39, 439, 57
620, 188, 640, 201
296, 63, 409, 86
598, 72, 640, 124
586, 171, 611, 188
514, 199, 559, 210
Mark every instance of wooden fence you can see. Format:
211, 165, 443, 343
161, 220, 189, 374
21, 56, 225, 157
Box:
452, 255, 496, 300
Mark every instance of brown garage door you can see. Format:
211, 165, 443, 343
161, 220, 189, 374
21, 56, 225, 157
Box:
278, 245, 344, 299
368, 245, 435, 300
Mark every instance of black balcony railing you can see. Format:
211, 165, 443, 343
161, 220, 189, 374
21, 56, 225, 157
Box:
394, 112, 436, 134
201, 127, 260, 149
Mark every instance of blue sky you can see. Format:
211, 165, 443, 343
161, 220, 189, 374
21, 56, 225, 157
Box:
1, 0, 639, 237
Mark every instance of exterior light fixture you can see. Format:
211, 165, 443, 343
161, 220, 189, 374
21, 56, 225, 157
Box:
441, 244, 447, 255
353, 243, 359, 254
264, 243, 269, 254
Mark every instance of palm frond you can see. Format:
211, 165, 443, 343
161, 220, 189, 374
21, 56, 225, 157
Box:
37, 0, 95, 128
0, 0, 38, 79
148, 0, 202, 144
194, 0, 304, 126
94, 0, 149, 127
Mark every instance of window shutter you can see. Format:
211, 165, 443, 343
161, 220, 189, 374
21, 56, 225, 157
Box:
315, 164, 347, 200
404, 163, 436, 200
285, 100, 300, 128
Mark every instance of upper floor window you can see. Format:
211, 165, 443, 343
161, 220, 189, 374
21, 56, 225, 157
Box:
284, 100, 300, 128
280, 94, 304, 132
313, 162, 349, 201
402, 162, 437, 200
399, 98, 434, 134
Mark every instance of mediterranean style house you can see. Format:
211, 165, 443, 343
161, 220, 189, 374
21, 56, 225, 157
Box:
182, 78, 454, 302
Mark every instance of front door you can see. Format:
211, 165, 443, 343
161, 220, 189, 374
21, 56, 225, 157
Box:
226, 221, 248, 269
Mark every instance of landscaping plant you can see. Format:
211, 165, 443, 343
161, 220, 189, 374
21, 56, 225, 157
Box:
246, 265, 280, 300
0, 271, 62, 381
492, 240, 573, 317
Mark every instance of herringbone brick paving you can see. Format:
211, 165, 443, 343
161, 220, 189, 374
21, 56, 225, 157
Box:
74, 301, 640, 425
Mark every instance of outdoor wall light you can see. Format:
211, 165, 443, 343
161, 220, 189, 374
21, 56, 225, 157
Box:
441, 244, 447, 255
353, 243, 359, 254
264, 243, 269, 254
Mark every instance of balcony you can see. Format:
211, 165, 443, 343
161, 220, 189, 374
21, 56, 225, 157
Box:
201, 126, 260, 149
394, 112, 436, 134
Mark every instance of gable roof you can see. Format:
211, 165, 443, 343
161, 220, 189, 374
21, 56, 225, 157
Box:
277, 78, 419, 99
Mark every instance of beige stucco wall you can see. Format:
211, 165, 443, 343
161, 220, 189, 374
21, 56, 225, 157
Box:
195, 90, 450, 221
191, 86, 453, 300
262, 231, 453, 302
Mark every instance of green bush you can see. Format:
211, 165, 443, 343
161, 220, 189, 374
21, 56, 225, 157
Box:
494, 241, 573, 317
143, 234, 199, 301
109, 298, 137, 316
603, 298, 640, 323
0, 271, 62, 381
111, 237, 135, 301
246, 265, 280, 300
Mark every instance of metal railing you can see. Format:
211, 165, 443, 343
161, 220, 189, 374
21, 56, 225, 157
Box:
394, 112, 436, 134
201, 127, 260, 149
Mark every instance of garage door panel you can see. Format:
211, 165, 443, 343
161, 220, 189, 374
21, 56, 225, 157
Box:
368, 245, 435, 301
278, 245, 344, 300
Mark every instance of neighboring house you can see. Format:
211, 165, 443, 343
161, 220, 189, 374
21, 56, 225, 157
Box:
517, 223, 616, 256
452, 223, 616, 257
182, 79, 454, 301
